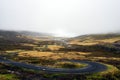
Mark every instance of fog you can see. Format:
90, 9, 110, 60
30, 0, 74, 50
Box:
0, 0, 120, 37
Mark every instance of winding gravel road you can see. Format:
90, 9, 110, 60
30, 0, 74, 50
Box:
0, 57, 107, 74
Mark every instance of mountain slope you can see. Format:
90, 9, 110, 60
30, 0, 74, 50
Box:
75, 33, 120, 40
69, 33, 120, 45
0, 30, 53, 43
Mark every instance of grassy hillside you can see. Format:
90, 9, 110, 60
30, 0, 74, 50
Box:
0, 30, 54, 51
0, 30, 53, 41
74, 33, 120, 40
69, 33, 120, 45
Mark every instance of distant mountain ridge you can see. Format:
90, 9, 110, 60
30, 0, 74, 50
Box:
18, 31, 53, 37
0, 30, 54, 43
73, 33, 120, 40
0, 30, 53, 38
0, 30, 120, 42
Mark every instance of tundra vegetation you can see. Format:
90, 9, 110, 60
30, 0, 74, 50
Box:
0, 31, 120, 80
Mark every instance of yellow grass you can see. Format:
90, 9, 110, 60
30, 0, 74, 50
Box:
76, 42, 98, 45
69, 39, 99, 45
96, 63, 119, 75
5, 50, 24, 53
69, 37, 120, 45
18, 51, 54, 57
50, 61, 88, 68
48, 45, 63, 50
100, 37, 120, 43
21, 43, 37, 47
18, 51, 120, 62
18, 51, 91, 60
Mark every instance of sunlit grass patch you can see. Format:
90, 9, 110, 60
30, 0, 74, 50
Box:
5, 50, 24, 53
100, 37, 120, 43
86, 63, 120, 80
18, 51, 54, 57
97, 63, 119, 75
21, 43, 37, 47
18, 51, 89, 60
48, 45, 63, 50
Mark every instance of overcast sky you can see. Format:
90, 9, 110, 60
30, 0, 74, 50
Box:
0, 0, 120, 37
